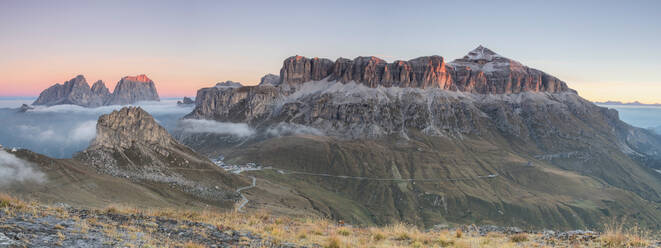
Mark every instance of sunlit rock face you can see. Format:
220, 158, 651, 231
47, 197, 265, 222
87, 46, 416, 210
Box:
33, 75, 110, 107
278, 46, 572, 94
104, 74, 160, 105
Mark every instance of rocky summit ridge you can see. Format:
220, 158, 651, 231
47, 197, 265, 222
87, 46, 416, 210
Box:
278, 46, 571, 94
33, 74, 160, 107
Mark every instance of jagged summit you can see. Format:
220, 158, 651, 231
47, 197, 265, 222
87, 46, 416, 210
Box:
104, 74, 160, 105
33, 75, 109, 107
122, 74, 152, 83
34, 74, 160, 107
461, 45, 502, 61
215, 81, 243, 88
89, 106, 172, 151
449, 46, 525, 73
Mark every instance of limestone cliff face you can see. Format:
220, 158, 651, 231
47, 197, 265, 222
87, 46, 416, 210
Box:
33, 75, 109, 107
105, 75, 160, 105
188, 86, 281, 122
279, 46, 571, 94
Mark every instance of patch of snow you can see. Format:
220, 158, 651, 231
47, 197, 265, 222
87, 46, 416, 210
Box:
447, 45, 526, 73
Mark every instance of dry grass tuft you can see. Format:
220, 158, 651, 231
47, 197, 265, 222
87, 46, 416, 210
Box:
601, 221, 650, 248
509, 233, 528, 243
0, 193, 27, 209
325, 235, 342, 248
455, 228, 463, 238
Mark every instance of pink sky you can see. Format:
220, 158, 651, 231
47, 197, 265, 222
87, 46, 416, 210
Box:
1, 1, 660, 103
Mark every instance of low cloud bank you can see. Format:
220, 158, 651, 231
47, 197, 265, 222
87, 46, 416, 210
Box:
176, 119, 255, 137
0, 150, 46, 185
0, 100, 190, 158
265, 123, 325, 137
17, 120, 97, 144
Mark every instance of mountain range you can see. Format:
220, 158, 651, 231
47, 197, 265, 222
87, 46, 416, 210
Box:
180, 46, 661, 229
5, 46, 661, 231
32, 74, 160, 107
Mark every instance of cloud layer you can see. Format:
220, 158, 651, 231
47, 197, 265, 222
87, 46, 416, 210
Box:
0, 150, 46, 185
0, 100, 193, 158
175, 119, 255, 137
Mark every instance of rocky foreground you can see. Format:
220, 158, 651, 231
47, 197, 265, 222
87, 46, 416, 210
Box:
1, 194, 658, 248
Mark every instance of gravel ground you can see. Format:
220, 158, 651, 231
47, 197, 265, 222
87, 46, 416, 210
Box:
0, 207, 308, 248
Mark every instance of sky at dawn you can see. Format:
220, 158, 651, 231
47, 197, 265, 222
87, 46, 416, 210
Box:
1, 0, 660, 102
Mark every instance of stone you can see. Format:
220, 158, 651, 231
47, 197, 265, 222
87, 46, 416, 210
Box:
178, 97, 194, 105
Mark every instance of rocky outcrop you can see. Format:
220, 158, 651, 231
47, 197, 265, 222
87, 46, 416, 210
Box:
188, 85, 281, 122
177, 97, 194, 105
104, 75, 160, 105
18, 104, 33, 112
258, 74, 280, 86
91, 80, 111, 99
32, 75, 109, 107
89, 107, 172, 152
215, 81, 243, 88
279, 46, 572, 94
279, 56, 334, 86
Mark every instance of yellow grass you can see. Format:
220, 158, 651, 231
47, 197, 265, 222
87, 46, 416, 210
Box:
1, 193, 658, 248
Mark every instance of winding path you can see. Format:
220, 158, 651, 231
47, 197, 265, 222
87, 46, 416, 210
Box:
230, 166, 498, 212
235, 176, 256, 212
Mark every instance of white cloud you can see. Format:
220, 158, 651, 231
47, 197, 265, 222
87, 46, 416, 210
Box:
266, 123, 325, 137
176, 119, 255, 137
0, 150, 46, 185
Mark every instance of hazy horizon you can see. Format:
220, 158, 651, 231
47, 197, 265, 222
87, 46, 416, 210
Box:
2, 0, 660, 103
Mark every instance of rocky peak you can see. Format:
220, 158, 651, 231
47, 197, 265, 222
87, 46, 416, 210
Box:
123, 74, 152, 83
449, 46, 525, 73
215, 81, 243, 88
258, 74, 280, 86
90, 80, 110, 96
90, 107, 173, 151
279, 56, 334, 86
105, 74, 160, 105
33, 75, 108, 107
461, 45, 500, 62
